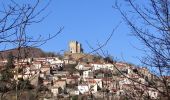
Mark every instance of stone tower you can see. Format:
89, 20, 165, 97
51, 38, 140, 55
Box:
69, 41, 83, 53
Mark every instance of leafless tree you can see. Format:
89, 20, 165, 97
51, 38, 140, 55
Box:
0, 0, 63, 99
114, 0, 170, 99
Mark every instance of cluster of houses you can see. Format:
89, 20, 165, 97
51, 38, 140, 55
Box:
75, 62, 159, 99
0, 56, 162, 99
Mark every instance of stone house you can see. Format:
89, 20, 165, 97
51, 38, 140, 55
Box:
66, 75, 80, 84
53, 79, 66, 89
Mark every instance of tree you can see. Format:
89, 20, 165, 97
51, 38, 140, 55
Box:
0, 0, 63, 99
58, 87, 63, 94
72, 95, 78, 100
115, 0, 170, 99
104, 56, 114, 63
5, 52, 15, 69
1, 52, 15, 81
0, 53, 16, 99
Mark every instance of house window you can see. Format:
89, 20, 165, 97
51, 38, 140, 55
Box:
154, 92, 156, 96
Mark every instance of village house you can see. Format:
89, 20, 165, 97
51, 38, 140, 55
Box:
51, 71, 69, 76
66, 75, 80, 84
34, 57, 46, 62
18, 58, 32, 63
87, 80, 98, 93
14, 73, 31, 80
53, 79, 66, 89
102, 78, 114, 90
0, 59, 7, 64
22, 65, 31, 74
90, 62, 114, 71
94, 78, 103, 89
115, 62, 129, 71
78, 84, 89, 94
84, 78, 103, 93
67, 88, 80, 95
144, 88, 159, 99
40, 65, 50, 72
40, 70, 51, 79
83, 70, 93, 78
14, 61, 27, 65
51, 87, 59, 96
72, 71, 80, 76
90, 62, 104, 70
0, 60, 7, 68
104, 63, 115, 70
75, 62, 92, 70
32, 61, 42, 70
116, 89, 125, 96
93, 69, 112, 78
47, 57, 63, 64
119, 78, 132, 89
43, 79, 52, 86
63, 56, 77, 65
46, 57, 55, 63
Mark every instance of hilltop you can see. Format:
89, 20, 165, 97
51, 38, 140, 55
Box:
0, 47, 57, 59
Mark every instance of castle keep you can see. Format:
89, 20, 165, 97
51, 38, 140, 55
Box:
64, 40, 94, 62
69, 41, 83, 53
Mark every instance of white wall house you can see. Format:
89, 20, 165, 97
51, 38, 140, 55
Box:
119, 78, 132, 89
138, 77, 147, 84
104, 63, 114, 70
87, 80, 98, 93
94, 79, 102, 89
89, 83, 98, 93
83, 70, 93, 78
78, 84, 89, 94
75, 63, 92, 70
19, 58, 32, 63
51, 87, 59, 96
14, 74, 31, 80
32, 62, 42, 69
91, 63, 114, 71
22, 74, 31, 80
147, 88, 158, 99
23, 66, 31, 74
91, 63, 103, 70
34, 58, 46, 62
116, 90, 125, 96
83, 78, 102, 93
127, 68, 133, 75
47, 57, 63, 65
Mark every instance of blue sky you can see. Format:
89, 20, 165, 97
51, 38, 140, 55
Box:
1, 0, 145, 66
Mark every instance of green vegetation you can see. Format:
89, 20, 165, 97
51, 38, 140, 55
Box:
63, 64, 78, 74
1, 52, 15, 81
72, 95, 78, 100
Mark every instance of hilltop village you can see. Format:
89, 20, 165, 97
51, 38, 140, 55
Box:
0, 41, 168, 100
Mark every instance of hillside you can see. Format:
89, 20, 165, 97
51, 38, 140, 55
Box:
0, 47, 46, 59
